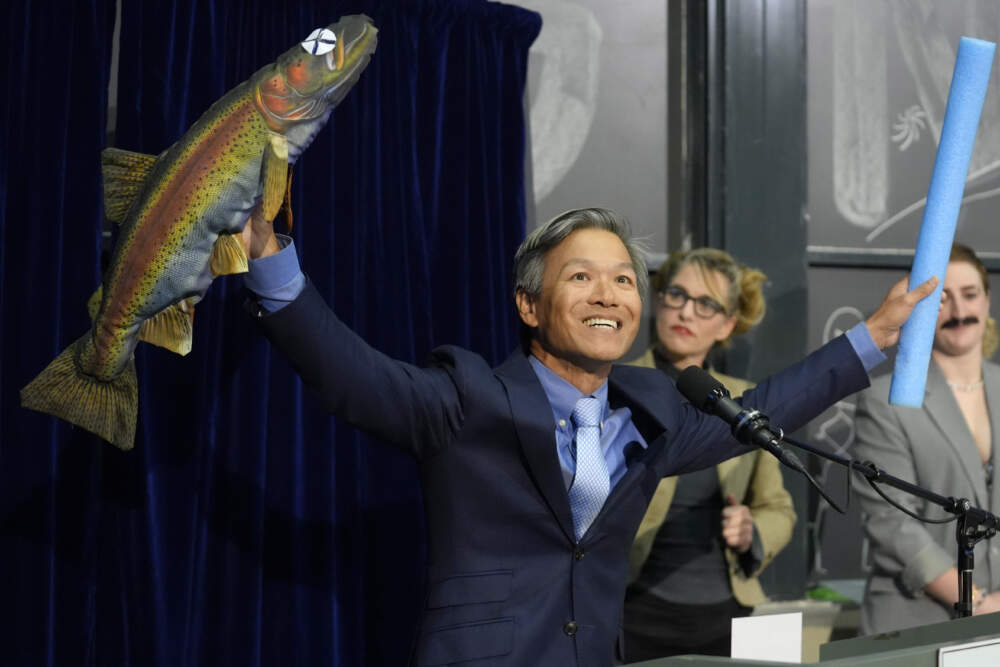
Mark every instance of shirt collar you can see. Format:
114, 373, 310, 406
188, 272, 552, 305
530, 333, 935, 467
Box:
528, 355, 609, 426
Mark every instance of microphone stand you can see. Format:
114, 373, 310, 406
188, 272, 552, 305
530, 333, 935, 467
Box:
780, 433, 999, 618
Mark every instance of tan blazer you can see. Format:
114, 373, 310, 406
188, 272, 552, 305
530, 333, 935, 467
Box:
626, 348, 796, 607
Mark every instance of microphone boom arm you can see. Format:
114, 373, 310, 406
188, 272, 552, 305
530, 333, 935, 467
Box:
676, 365, 998, 618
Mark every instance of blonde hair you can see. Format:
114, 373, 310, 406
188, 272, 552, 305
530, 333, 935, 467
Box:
985, 319, 998, 359
654, 248, 767, 348
950, 243, 997, 359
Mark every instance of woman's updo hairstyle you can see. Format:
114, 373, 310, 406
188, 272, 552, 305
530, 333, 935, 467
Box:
653, 248, 767, 347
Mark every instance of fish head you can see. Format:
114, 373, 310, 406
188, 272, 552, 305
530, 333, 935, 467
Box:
255, 14, 378, 130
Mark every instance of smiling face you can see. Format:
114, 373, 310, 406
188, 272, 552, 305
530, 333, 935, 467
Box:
516, 228, 641, 385
933, 260, 990, 359
655, 263, 737, 370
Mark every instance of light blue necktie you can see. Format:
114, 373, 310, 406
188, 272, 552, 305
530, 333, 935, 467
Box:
568, 396, 610, 540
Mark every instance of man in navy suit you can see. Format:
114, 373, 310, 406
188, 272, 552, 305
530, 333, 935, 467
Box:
242, 208, 933, 666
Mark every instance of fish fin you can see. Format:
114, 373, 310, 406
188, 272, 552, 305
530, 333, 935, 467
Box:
87, 285, 103, 322
138, 300, 195, 356
101, 147, 158, 225
280, 165, 294, 232
260, 133, 289, 223
210, 232, 249, 276
21, 334, 138, 450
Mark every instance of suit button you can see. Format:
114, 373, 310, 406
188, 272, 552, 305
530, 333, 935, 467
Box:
574, 548, 585, 560
563, 621, 578, 636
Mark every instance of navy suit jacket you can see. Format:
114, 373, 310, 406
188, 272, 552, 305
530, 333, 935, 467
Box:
256, 281, 869, 666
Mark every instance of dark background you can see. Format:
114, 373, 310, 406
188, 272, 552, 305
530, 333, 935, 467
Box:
1, 1, 539, 665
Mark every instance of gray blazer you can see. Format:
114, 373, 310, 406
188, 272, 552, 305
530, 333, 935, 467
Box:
853, 359, 1000, 634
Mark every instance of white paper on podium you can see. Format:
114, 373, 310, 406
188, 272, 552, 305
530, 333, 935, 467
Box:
938, 637, 1000, 666
730, 611, 802, 663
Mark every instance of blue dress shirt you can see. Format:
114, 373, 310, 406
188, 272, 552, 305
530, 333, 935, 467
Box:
528, 356, 647, 491
245, 235, 305, 313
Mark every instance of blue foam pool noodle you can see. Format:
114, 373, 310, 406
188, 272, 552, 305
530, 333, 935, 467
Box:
889, 37, 996, 407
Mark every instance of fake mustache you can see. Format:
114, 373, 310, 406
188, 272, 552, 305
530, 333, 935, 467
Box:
941, 316, 979, 329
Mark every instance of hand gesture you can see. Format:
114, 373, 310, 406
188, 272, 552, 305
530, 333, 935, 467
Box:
864, 275, 939, 349
721, 493, 754, 554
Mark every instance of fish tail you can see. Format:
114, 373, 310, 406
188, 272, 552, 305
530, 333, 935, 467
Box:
20, 334, 138, 450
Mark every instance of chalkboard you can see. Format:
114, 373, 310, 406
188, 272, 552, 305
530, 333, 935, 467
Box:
805, 0, 1000, 587
808, 0, 1000, 257
519, 0, 669, 253
805, 265, 1000, 581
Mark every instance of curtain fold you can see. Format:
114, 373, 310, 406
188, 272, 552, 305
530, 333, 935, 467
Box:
1, 1, 541, 665
0, 2, 115, 666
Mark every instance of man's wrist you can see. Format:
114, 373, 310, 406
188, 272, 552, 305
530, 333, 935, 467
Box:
251, 233, 281, 259
846, 322, 887, 372
245, 235, 305, 313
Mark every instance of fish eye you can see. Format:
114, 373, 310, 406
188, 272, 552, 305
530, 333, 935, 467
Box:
301, 27, 337, 56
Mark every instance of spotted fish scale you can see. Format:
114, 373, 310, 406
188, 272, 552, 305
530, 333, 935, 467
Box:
22, 15, 378, 449
84, 96, 268, 380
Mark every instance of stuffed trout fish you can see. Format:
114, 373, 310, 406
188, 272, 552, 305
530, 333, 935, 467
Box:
21, 15, 378, 450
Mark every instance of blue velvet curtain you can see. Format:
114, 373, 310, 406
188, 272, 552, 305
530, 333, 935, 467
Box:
0, 1, 541, 665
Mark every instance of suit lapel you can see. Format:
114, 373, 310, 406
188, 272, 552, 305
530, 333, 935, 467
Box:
608, 367, 672, 445
584, 369, 674, 533
564, 366, 668, 542
583, 459, 649, 544
718, 454, 753, 500
495, 351, 576, 542
924, 360, 989, 506
984, 362, 1000, 513
495, 356, 676, 543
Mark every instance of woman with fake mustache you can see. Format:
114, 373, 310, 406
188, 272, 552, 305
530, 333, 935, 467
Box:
853, 244, 1000, 633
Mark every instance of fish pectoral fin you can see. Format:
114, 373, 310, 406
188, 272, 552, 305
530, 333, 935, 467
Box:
87, 285, 103, 322
138, 300, 194, 356
280, 165, 294, 232
101, 147, 158, 224
210, 232, 249, 276
260, 133, 289, 223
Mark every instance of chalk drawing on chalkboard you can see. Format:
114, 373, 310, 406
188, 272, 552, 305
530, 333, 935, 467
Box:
865, 183, 1000, 242
832, 0, 888, 229
891, 105, 928, 151
809, 305, 871, 577
524, 0, 601, 203
832, 0, 1000, 241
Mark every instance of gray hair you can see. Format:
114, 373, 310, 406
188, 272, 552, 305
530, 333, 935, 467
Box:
513, 207, 649, 302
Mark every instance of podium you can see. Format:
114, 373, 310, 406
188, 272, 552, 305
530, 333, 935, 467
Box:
626, 611, 1000, 666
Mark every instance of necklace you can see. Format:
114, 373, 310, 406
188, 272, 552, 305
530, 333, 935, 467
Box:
946, 378, 985, 392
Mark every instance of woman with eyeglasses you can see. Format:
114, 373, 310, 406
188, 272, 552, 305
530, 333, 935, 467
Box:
623, 248, 796, 661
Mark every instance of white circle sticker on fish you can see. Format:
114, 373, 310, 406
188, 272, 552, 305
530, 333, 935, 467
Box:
301, 28, 337, 56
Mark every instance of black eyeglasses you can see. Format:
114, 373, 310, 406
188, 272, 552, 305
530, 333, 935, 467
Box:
660, 285, 727, 319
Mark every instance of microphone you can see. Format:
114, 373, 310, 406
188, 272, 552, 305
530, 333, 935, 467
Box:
676, 366, 806, 472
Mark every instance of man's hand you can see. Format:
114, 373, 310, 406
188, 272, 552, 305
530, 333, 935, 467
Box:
722, 494, 754, 554
241, 208, 281, 260
865, 275, 939, 349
